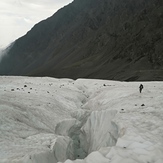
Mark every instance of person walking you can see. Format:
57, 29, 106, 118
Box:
139, 84, 143, 93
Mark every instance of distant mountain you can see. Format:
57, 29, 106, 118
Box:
0, 0, 163, 81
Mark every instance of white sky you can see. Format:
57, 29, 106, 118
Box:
0, 0, 73, 48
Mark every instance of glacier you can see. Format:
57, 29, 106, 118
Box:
0, 76, 163, 163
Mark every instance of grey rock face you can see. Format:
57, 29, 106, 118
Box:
0, 0, 163, 81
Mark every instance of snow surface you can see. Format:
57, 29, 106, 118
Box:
0, 76, 163, 163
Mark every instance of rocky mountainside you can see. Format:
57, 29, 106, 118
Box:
0, 0, 163, 81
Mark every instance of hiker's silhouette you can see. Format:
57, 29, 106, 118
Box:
139, 84, 143, 93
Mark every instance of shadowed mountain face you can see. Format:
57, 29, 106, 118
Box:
0, 0, 163, 81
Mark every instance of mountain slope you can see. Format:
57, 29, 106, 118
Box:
0, 0, 163, 80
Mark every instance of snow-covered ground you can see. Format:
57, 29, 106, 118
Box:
0, 76, 163, 163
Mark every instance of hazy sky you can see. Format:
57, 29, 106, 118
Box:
0, 0, 73, 48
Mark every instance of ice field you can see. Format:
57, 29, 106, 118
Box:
0, 76, 163, 163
